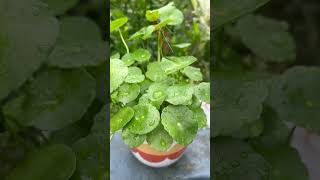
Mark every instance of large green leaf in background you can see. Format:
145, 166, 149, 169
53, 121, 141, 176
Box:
43, 0, 79, 16
5, 144, 76, 180
48, 16, 106, 67
91, 105, 108, 135
0, 0, 59, 101
231, 15, 296, 62
212, 74, 268, 137
3, 69, 96, 131
257, 147, 309, 180
213, 0, 270, 29
213, 138, 271, 180
48, 16, 107, 68
72, 133, 107, 180
267, 66, 320, 134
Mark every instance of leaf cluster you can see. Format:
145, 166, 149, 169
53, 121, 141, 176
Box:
213, 0, 318, 179
110, 2, 210, 152
0, 0, 107, 179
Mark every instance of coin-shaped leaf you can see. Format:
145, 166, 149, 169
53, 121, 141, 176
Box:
181, 66, 203, 81
194, 82, 210, 103
5, 144, 76, 180
0, 0, 59, 101
166, 84, 193, 105
161, 106, 198, 146
147, 124, 173, 152
122, 126, 146, 148
110, 58, 128, 93
3, 69, 95, 131
131, 49, 151, 63
113, 83, 140, 105
146, 62, 167, 82
125, 67, 145, 83
110, 107, 134, 134
126, 104, 160, 134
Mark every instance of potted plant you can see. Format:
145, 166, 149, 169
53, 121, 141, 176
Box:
110, 2, 210, 167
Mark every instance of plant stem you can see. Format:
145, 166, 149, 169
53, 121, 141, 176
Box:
157, 30, 161, 62
118, 29, 129, 54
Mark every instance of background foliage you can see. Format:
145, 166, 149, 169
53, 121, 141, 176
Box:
0, 0, 107, 179
213, 0, 320, 179
110, 0, 210, 80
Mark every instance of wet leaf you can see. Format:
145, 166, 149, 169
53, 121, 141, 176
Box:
110, 58, 128, 93
126, 104, 160, 134
147, 124, 173, 152
3, 69, 95, 131
125, 67, 145, 83
161, 106, 197, 146
5, 144, 76, 180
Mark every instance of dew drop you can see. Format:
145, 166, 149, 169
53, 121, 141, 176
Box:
153, 91, 163, 99
160, 140, 166, 147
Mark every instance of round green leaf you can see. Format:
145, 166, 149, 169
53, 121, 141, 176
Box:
0, 0, 59, 101
48, 41, 107, 68
121, 53, 135, 66
43, 0, 79, 16
267, 67, 320, 134
110, 58, 128, 93
146, 82, 168, 103
122, 126, 146, 148
72, 134, 107, 180
110, 107, 134, 134
114, 83, 140, 105
146, 62, 167, 82
125, 67, 145, 83
212, 75, 268, 137
213, 137, 271, 179
181, 66, 203, 81
56, 16, 102, 43
233, 15, 296, 62
138, 94, 161, 110
5, 144, 76, 180
91, 105, 108, 135
47, 17, 106, 68
147, 124, 173, 152
161, 106, 198, 146
131, 49, 151, 63
192, 107, 207, 129
127, 104, 160, 134
3, 69, 96, 131
194, 82, 210, 103
157, 2, 184, 25
166, 84, 193, 105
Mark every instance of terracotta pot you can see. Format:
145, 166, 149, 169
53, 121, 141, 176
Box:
131, 142, 187, 168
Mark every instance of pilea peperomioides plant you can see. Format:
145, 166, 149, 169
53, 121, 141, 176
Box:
110, 2, 209, 152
